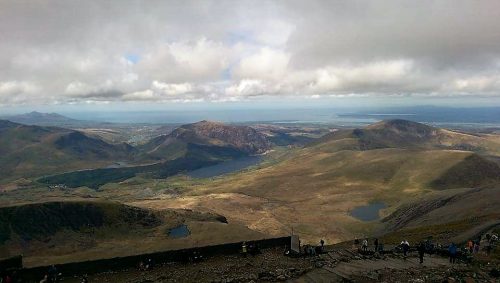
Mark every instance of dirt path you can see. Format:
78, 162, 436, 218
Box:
295, 254, 452, 282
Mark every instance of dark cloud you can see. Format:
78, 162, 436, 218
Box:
0, 0, 499, 105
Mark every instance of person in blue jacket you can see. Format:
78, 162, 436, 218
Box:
448, 242, 457, 264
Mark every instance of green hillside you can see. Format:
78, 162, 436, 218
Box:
0, 120, 137, 181
0, 201, 161, 244
140, 120, 500, 244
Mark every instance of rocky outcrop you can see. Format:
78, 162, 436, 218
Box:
142, 120, 272, 160
167, 120, 271, 154
0, 201, 162, 244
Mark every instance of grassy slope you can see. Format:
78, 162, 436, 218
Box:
131, 149, 496, 245
4, 120, 500, 259
0, 200, 264, 267
131, 122, 500, 244
0, 122, 137, 182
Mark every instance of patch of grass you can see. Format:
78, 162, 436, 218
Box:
380, 215, 499, 245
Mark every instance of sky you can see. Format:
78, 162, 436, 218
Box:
1, 0, 500, 113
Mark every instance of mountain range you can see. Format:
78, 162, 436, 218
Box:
0, 120, 136, 181
0, 119, 272, 184
1, 118, 500, 266
1, 111, 80, 126
147, 119, 500, 244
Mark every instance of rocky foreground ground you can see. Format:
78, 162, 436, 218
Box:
63, 246, 500, 283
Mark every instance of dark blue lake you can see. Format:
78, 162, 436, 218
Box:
187, 155, 263, 179
350, 202, 387, 221
168, 224, 190, 238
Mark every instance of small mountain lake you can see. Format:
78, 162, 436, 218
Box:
350, 202, 387, 221
168, 224, 190, 238
187, 155, 263, 179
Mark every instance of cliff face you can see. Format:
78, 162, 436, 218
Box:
171, 121, 272, 154
0, 201, 162, 244
142, 120, 272, 160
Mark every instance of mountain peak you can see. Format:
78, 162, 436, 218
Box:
366, 119, 435, 132
5, 111, 77, 125
143, 120, 272, 158
191, 120, 223, 126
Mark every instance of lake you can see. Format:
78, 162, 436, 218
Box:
168, 224, 190, 238
350, 202, 387, 221
187, 155, 263, 179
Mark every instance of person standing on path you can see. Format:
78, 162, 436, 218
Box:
401, 240, 410, 259
449, 242, 457, 264
467, 239, 473, 254
417, 242, 425, 264
362, 238, 368, 252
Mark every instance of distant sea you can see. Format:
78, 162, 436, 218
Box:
65, 106, 500, 129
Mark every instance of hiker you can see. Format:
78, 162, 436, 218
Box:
486, 241, 492, 255
4, 274, 12, 283
249, 242, 260, 255
473, 240, 480, 253
449, 242, 457, 263
491, 233, 498, 242
467, 239, 474, 254
352, 238, 359, 250
320, 239, 325, 252
362, 238, 368, 252
417, 242, 425, 264
242, 241, 248, 257
401, 240, 410, 258
374, 238, 379, 252
10, 271, 18, 283
424, 237, 434, 255
48, 265, 58, 283
138, 261, 145, 271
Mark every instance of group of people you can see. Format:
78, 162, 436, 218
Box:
302, 239, 326, 256
38, 265, 61, 283
0, 270, 19, 283
138, 258, 155, 271
241, 241, 261, 256
399, 239, 459, 264
357, 238, 384, 253
404, 234, 498, 265
466, 233, 498, 256
1, 265, 59, 283
353, 235, 497, 265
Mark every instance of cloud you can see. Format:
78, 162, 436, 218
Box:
225, 80, 268, 97
233, 48, 290, 81
308, 59, 417, 93
152, 81, 193, 96
443, 74, 500, 94
0, 81, 39, 104
0, 0, 500, 106
137, 38, 230, 83
122, 89, 156, 101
